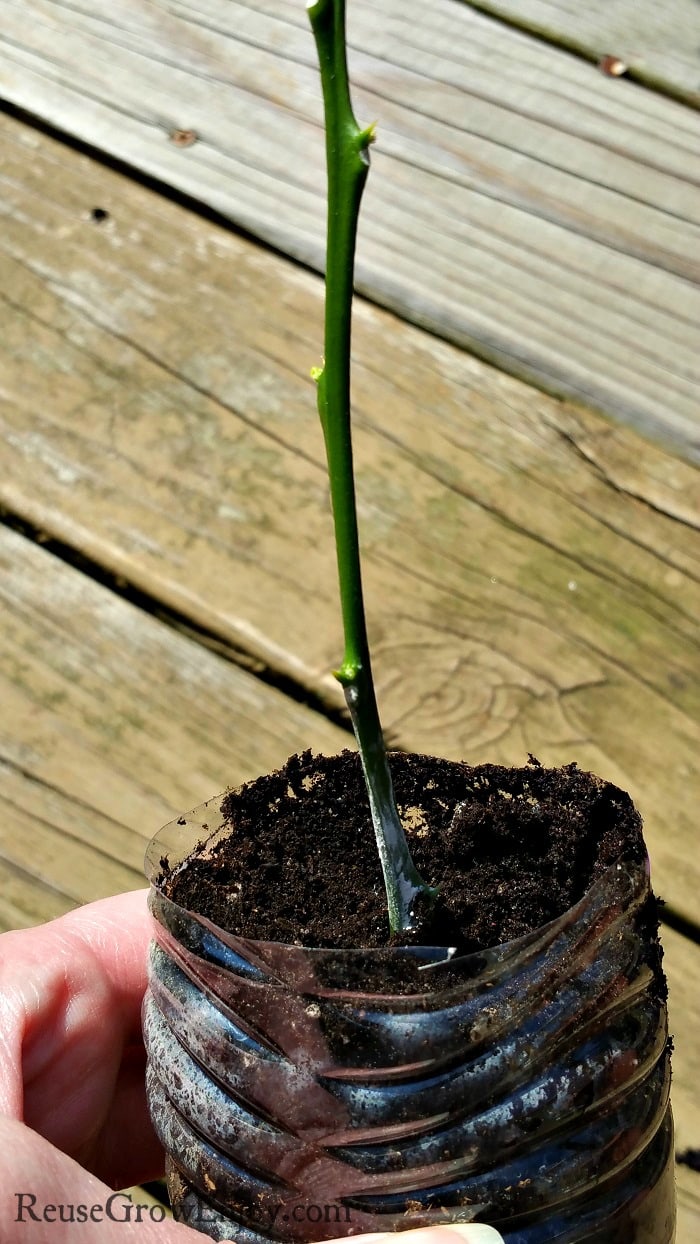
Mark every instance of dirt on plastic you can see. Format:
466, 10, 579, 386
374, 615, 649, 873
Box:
161, 750, 658, 956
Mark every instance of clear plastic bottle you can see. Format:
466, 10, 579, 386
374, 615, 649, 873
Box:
144, 796, 675, 1243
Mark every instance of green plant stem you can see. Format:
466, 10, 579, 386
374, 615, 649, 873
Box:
308, 0, 436, 933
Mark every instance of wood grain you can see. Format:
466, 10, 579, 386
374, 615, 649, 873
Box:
678, 1162, 700, 1244
1, 535, 698, 1237
0, 523, 349, 929
463, 0, 700, 105
664, 924, 700, 1244
1, 542, 696, 1234
0, 0, 698, 453
0, 113, 698, 927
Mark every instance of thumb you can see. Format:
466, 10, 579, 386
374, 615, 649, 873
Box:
0, 1120, 506, 1244
0, 1116, 197, 1243
333, 1227, 505, 1243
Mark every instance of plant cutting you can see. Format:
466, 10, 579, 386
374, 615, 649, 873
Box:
143, 1, 675, 1241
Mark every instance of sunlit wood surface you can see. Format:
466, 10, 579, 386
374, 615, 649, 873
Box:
0, 1, 698, 1236
0, 0, 698, 455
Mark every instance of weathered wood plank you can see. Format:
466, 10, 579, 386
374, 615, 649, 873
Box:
678, 1164, 700, 1244
0, 524, 349, 931
0, 1, 698, 454
666, 924, 700, 1244
1, 541, 698, 1237
664, 925, 700, 1244
0, 113, 698, 927
463, 0, 700, 106
0, 858, 73, 931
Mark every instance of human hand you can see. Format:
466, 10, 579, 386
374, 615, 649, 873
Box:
0, 891, 503, 1243
0, 890, 195, 1240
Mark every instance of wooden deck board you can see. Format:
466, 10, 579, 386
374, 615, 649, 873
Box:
0, 0, 698, 454
667, 925, 700, 1147
1, 530, 698, 1236
664, 924, 700, 1243
463, 0, 700, 105
0, 113, 698, 927
0, 523, 349, 923
0, 857, 75, 930
678, 1166, 700, 1244
0, 1, 698, 1227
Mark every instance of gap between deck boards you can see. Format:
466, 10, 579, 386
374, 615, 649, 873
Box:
3, 504, 698, 946
1, 0, 698, 458
460, 0, 700, 108
1, 113, 699, 930
0, 529, 699, 1243
0, 503, 354, 734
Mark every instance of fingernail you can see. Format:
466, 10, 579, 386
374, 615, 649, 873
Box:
442, 1226, 506, 1243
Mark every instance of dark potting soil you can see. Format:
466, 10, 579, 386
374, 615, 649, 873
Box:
160, 750, 656, 954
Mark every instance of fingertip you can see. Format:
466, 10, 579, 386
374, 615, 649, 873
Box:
341, 1225, 505, 1244
441, 1226, 506, 1243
